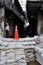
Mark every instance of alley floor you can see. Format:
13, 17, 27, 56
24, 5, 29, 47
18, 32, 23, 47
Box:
27, 61, 41, 65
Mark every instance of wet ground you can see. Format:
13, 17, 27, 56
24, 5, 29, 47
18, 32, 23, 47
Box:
27, 61, 41, 65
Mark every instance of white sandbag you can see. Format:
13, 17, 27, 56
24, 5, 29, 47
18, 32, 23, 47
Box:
1, 51, 6, 57
15, 54, 25, 60
6, 53, 15, 59
6, 49, 14, 53
0, 40, 3, 45
6, 59, 15, 63
6, 63, 19, 65
41, 54, 43, 57
15, 50, 24, 55
19, 62, 26, 65
38, 49, 43, 53
19, 58, 27, 65
0, 60, 5, 64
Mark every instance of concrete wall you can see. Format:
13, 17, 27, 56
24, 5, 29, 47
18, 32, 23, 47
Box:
41, 15, 43, 34
0, 7, 4, 37
0, 7, 4, 17
37, 13, 41, 35
0, 0, 3, 4
4, 0, 11, 5
37, 13, 43, 35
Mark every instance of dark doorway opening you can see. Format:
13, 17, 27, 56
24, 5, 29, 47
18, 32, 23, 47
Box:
26, 14, 38, 37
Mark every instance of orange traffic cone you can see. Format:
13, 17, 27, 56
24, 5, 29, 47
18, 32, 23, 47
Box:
14, 25, 19, 40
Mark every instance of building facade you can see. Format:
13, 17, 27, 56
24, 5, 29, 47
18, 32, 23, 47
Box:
26, 0, 43, 36
0, 0, 43, 37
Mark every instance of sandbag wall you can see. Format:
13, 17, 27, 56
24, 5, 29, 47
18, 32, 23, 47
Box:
0, 38, 36, 65
23, 44, 36, 62
0, 40, 27, 65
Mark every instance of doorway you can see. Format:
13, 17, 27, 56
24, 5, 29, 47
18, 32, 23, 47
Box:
27, 14, 38, 37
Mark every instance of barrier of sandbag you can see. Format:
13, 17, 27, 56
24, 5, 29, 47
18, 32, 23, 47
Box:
0, 40, 27, 65
0, 38, 36, 65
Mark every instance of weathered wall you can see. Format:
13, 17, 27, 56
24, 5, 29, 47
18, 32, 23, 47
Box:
37, 13, 43, 35
41, 15, 43, 34
0, 7, 4, 37
37, 13, 41, 35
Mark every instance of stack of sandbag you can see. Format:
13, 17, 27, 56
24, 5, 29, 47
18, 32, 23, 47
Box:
38, 35, 43, 47
5, 43, 26, 65
0, 41, 7, 65
0, 40, 27, 65
23, 42, 36, 62
0, 28, 2, 38
24, 48, 35, 62
35, 46, 43, 65
0, 50, 6, 65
